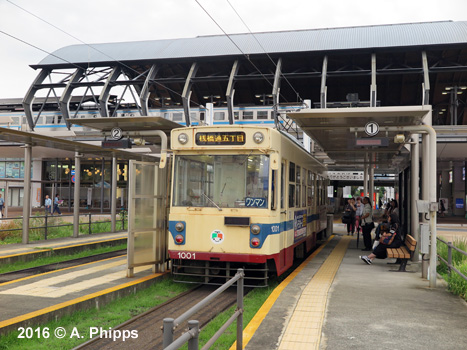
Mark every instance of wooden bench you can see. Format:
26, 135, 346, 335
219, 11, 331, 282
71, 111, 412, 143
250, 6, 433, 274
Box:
386, 235, 417, 272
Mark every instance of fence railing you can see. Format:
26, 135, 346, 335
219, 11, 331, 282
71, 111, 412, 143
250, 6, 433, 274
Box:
0, 211, 127, 240
163, 268, 245, 350
437, 237, 467, 282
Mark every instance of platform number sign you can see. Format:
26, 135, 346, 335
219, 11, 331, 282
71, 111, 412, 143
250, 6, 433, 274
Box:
110, 127, 123, 140
364, 121, 379, 137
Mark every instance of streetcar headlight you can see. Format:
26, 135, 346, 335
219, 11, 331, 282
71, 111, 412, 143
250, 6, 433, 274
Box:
253, 132, 264, 144
178, 133, 189, 144
251, 224, 261, 235
251, 237, 261, 247
175, 234, 184, 244
175, 222, 185, 232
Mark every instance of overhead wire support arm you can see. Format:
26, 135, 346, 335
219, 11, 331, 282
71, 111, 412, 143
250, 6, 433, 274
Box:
226, 60, 239, 125
272, 58, 282, 129
182, 62, 199, 127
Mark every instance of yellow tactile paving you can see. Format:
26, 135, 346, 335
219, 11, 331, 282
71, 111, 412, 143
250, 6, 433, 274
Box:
0, 233, 126, 257
229, 235, 336, 350
0, 270, 165, 330
278, 236, 351, 350
0, 258, 125, 297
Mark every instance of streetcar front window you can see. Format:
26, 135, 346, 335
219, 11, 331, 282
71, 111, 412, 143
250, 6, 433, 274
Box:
173, 154, 269, 208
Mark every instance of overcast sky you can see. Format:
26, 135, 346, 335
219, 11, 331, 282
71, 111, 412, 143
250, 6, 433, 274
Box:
0, 0, 466, 98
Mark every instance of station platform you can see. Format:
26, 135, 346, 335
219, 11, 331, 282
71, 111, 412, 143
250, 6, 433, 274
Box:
0, 252, 165, 335
0, 231, 127, 264
240, 224, 467, 350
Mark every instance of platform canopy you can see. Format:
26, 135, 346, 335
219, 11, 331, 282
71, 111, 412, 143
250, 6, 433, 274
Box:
288, 106, 431, 173
0, 126, 158, 162
71, 116, 181, 147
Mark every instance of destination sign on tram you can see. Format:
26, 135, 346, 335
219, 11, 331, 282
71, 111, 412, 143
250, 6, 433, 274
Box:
195, 132, 246, 145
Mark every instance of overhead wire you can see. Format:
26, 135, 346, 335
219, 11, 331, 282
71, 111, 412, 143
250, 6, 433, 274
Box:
4, 0, 201, 108
193, 0, 292, 103
225, 0, 304, 104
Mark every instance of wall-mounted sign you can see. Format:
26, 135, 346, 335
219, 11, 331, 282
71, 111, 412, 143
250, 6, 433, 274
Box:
195, 132, 246, 145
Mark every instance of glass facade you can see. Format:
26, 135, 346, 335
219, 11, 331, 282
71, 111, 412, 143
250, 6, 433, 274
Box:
42, 159, 128, 210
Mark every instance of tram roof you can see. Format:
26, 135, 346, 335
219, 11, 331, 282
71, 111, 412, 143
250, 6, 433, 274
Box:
288, 106, 430, 173
0, 127, 159, 162
35, 21, 467, 67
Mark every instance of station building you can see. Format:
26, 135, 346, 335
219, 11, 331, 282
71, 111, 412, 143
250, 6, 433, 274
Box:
0, 20, 466, 218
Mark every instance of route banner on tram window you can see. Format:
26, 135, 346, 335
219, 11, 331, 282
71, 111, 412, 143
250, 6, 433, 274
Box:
294, 209, 307, 242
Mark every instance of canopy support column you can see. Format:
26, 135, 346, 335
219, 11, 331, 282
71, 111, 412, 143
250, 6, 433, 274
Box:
411, 134, 420, 262
22, 144, 32, 244
111, 157, 117, 232
99, 66, 121, 118
140, 64, 159, 116
23, 69, 50, 131
73, 153, 82, 238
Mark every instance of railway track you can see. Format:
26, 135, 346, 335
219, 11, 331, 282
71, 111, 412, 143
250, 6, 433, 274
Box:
75, 284, 241, 350
0, 249, 127, 283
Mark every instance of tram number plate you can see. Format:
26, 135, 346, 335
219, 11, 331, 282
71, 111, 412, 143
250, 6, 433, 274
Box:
177, 252, 196, 260
245, 197, 266, 208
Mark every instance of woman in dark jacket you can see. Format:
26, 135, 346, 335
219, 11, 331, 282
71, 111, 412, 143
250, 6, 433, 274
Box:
360, 213, 402, 264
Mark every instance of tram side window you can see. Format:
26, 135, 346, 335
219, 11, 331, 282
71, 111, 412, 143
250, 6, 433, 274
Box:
200, 112, 205, 121
296, 165, 301, 207
289, 162, 296, 208
318, 176, 323, 205
289, 184, 295, 208
271, 170, 277, 210
303, 169, 307, 207
289, 162, 295, 182
281, 163, 285, 209
257, 111, 268, 120
234, 112, 240, 120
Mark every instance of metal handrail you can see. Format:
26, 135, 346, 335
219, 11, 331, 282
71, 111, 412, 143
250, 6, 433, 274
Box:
0, 211, 127, 240
163, 268, 245, 350
437, 237, 467, 282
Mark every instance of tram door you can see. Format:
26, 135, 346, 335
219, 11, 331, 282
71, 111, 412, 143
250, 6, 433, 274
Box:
127, 160, 168, 277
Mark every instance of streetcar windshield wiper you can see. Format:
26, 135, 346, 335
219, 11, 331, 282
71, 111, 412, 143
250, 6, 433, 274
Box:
202, 192, 222, 211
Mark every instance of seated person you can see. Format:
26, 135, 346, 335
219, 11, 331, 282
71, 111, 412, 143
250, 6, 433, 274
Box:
360, 220, 402, 265
374, 214, 388, 241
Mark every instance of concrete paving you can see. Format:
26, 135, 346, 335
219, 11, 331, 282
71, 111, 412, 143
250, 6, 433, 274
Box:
245, 224, 467, 349
321, 234, 467, 349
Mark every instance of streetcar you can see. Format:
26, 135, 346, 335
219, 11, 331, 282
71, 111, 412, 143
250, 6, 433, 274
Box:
168, 125, 328, 286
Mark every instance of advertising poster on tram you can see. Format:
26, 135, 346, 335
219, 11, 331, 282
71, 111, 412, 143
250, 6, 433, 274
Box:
294, 209, 307, 242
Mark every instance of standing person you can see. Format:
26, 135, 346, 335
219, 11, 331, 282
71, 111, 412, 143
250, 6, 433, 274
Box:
53, 194, 62, 215
355, 197, 363, 235
343, 198, 356, 235
44, 195, 52, 215
439, 199, 446, 217
0, 193, 4, 218
388, 199, 399, 219
360, 196, 374, 251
